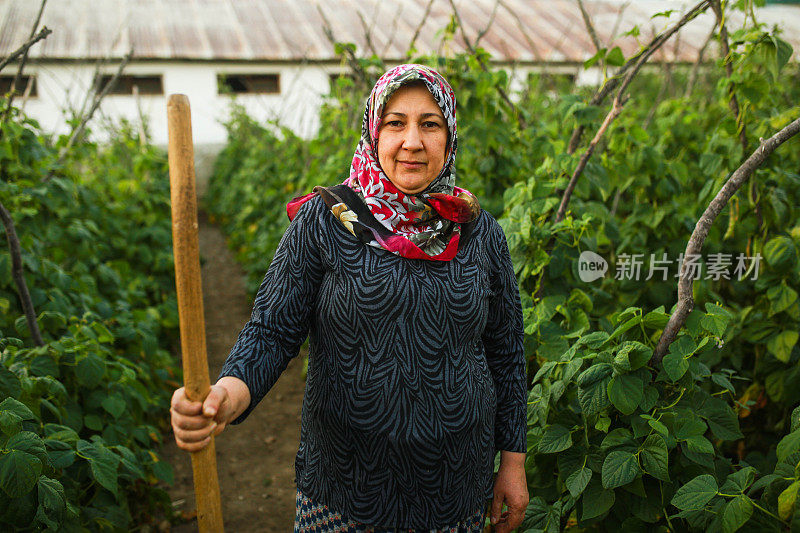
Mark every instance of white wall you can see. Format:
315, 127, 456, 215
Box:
19, 61, 344, 146
19, 60, 593, 148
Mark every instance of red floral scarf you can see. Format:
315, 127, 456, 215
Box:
287, 64, 479, 261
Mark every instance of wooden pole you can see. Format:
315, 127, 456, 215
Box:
167, 94, 225, 532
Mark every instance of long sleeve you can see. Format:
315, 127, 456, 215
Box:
218, 199, 325, 424
482, 219, 527, 453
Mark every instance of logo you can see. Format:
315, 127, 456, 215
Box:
578, 251, 608, 282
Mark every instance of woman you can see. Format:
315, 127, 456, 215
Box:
170, 64, 528, 532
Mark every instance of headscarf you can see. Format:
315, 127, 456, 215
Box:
287, 64, 480, 261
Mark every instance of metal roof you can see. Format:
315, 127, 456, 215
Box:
1, 0, 798, 63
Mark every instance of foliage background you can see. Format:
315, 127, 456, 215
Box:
205, 4, 800, 531
0, 112, 179, 530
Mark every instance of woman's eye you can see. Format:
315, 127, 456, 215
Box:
423, 121, 441, 128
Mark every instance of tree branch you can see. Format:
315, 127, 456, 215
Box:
0, 199, 44, 346
407, 0, 434, 58
0, 26, 52, 74
45, 50, 132, 179
556, 0, 711, 222
317, 4, 371, 93
474, 0, 500, 49
448, 0, 527, 129
653, 116, 800, 363
1, 0, 48, 126
566, 1, 710, 154
577, 0, 603, 63
684, 25, 716, 98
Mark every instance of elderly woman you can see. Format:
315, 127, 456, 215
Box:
170, 64, 528, 532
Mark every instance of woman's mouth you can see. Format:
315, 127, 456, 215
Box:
399, 160, 425, 169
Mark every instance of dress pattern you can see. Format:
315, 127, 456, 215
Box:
219, 196, 526, 529
294, 490, 486, 532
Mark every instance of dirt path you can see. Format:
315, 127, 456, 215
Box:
161, 211, 305, 532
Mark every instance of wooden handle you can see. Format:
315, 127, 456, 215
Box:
167, 93, 224, 532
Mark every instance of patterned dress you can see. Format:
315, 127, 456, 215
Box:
219, 196, 526, 530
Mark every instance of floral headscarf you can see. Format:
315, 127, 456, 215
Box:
287, 64, 480, 261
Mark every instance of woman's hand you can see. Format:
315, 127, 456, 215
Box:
170, 376, 250, 452
490, 451, 529, 532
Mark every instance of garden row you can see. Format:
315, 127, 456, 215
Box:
0, 111, 179, 530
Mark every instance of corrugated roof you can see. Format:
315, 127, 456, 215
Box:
0, 0, 798, 63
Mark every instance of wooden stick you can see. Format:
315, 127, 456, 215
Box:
167, 94, 225, 532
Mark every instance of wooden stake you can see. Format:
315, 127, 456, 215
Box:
167, 94, 225, 532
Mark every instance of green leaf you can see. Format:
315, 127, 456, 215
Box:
606, 46, 625, 66
37, 476, 66, 520
75, 354, 106, 388
44, 440, 76, 469
0, 409, 22, 436
721, 467, 756, 494
580, 480, 615, 521
539, 424, 572, 454
566, 466, 592, 498
777, 429, 800, 462
685, 435, 714, 455
673, 415, 707, 439
721, 495, 753, 533
579, 376, 612, 416
662, 351, 689, 381
7, 431, 48, 467
0, 365, 21, 399
602, 450, 641, 489
0, 398, 35, 421
639, 387, 659, 412
778, 480, 799, 521
619, 342, 653, 370
763, 236, 797, 272
671, 474, 718, 510
0, 450, 42, 498
640, 434, 669, 481
767, 330, 798, 363
702, 404, 744, 441
101, 395, 126, 419
642, 308, 670, 330
77, 440, 120, 496
767, 283, 798, 316
647, 418, 669, 437
608, 374, 643, 415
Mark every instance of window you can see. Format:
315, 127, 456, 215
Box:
218, 74, 280, 95
0, 75, 37, 97
95, 75, 163, 95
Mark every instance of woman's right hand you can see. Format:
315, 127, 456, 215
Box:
170, 377, 250, 452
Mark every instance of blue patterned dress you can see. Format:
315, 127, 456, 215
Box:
219, 196, 526, 530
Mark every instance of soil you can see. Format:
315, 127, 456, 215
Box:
160, 211, 305, 532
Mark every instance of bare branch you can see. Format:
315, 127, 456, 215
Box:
577, 0, 603, 60
684, 25, 716, 98
474, 0, 500, 49
653, 116, 800, 363
356, 10, 378, 57
567, 1, 710, 154
498, 0, 542, 62
45, 50, 133, 180
407, 0, 434, 58
0, 26, 52, 74
0, 199, 44, 346
555, 96, 628, 223
447, 0, 527, 129
556, 1, 712, 222
710, 0, 747, 152
1, 0, 48, 125
317, 4, 371, 93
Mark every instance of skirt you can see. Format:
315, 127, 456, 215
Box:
294, 490, 487, 533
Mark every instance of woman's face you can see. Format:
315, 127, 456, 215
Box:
377, 83, 448, 195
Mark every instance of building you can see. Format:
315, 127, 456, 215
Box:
1, 0, 799, 146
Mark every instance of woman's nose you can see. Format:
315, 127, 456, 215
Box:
402, 126, 423, 150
